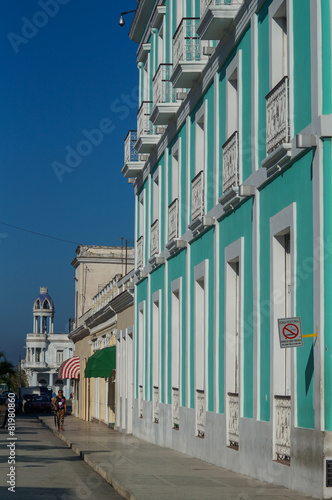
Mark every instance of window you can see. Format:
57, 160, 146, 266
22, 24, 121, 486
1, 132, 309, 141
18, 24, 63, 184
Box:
195, 105, 206, 176
194, 261, 208, 437
270, 0, 288, 89
153, 169, 160, 224
172, 143, 180, 201
171, 279, 181, 429
152, 292, 160, 423
57, 350, 64, 363
138, 302, 145, 418
224, 238, 243, 449
158, 23, 164, 67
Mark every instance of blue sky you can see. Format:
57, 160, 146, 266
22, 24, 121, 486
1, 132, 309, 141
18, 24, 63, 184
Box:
0, 0, 138, 366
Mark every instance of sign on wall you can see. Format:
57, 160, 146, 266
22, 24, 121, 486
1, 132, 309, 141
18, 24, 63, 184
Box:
278, 317, 303, 348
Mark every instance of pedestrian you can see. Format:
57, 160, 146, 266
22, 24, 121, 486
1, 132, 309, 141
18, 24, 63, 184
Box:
1, 396, 9, 429
53, 389, 66, 432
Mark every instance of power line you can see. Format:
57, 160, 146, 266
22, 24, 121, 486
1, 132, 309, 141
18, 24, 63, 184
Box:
0, 221, 80, 246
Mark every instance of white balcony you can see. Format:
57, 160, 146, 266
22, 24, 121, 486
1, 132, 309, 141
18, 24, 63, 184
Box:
222, 131, 239, 193
151, 64, 181, 125
274, 395, 291, 463
150, 219, 159, 256
168, 198, 179, 241
121, 130, 146, 178
171, 18, 208, 88
136, 235, 144, 269
227, 392, 239, 448
135, 101, 163, 154
191, 170, 205, 221
266, 76, 290, 156
197, 0, 243, 40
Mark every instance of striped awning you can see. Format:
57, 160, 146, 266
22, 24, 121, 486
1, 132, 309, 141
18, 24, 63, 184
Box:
58, 356, 80, 379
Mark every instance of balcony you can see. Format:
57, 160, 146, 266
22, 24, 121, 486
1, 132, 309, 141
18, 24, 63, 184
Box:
151, 64, 181, 126
170, 18, 208, 88
197, 0, 243, 41
121, 130, 146, 178
135, 101, 163, 154
150, 219, 159, 256
266, 76, 290, 156
262, 77, 291, 176
222, 131, 239, 193
136, 235, 144, 269
191, 170, 205, 221
168, 198, 179, 241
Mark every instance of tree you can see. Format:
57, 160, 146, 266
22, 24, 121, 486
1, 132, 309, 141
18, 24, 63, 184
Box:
0, 351, 15, 388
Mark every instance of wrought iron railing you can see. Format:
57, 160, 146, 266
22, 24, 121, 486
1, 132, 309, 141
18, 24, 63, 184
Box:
274, 395, 291, 462
196, 389, 205, 437
222, 131, 239, 193
200, 0, 242, 16
137, 101, 156, 138
266, 76, 290, 155
191, 170, 205, 221
124, 130, 139, 163
151, 219, 159, 256
168, 198, 179, 241
153, 64, 177, 105
228, 392, 239, 447
173, 18, 207, 68
172, 387, 179, 428
136, 235, 144, 269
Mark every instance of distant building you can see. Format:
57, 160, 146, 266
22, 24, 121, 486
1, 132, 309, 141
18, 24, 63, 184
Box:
69, 245, 134, 429
21, 287, 74, 398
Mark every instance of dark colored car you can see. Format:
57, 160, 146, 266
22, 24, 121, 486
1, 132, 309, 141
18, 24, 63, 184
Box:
24, 395, 52, 414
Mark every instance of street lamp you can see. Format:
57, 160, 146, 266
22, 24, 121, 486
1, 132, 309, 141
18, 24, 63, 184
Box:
118, 10, 136, 27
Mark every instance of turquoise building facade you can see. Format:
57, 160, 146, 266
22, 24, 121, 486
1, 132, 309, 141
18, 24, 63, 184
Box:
122, 0, 332, 497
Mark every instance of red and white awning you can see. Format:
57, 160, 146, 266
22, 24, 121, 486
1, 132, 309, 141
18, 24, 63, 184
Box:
58, 356, 80, 379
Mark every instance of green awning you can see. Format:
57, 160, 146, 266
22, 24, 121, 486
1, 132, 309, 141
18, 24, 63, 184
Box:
84, 346, 116, 378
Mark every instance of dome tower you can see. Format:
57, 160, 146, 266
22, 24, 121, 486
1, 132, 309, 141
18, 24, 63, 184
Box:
33, 287, 54, 334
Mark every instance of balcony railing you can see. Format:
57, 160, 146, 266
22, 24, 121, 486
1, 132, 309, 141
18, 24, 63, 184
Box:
153, 386, 159, 424
153, 64, 177, 105
137, 101, 156, 138
196, 389, 205, 437
222, 131, 239, 193
173, 18, 207, 68
200, 0, 241, 16
228, 392, 239, 447
266, 76, 290, 155
168, 198, 179, 241
274, 395, 291, 462
124, 130, 139, 163
136, 235, 144, 269
191, 170, 205, 221
172, 388, 179, 429
151, 219, 159, 256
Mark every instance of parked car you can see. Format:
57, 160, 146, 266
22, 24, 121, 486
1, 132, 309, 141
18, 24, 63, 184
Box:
24, 395, 52, 414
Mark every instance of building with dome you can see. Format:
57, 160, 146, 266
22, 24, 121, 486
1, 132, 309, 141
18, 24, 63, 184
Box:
21, 287, 74, 398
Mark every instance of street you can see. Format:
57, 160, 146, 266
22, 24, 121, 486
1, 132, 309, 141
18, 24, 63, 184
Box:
0, 414, 123, 500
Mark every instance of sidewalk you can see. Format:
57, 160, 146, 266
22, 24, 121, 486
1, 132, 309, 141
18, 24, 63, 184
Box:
39, 414, 316, 500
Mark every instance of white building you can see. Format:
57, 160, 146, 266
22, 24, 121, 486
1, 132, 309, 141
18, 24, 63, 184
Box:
22, 287, 74, 398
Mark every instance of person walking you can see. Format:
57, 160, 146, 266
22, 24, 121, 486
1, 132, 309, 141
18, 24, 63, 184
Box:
53, 390, 66, 432
1, 396, 9, 429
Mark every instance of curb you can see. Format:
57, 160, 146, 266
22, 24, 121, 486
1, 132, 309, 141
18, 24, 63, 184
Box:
38, 416, 137, 500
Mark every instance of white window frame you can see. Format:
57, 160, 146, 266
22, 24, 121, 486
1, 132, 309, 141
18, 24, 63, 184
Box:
224, 238, 244, 413
270, 203, 296, 400
195, 102, 207, 177
171, 278, 182, 391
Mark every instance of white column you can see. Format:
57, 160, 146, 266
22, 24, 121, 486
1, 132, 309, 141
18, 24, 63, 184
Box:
49, 372, 54, 390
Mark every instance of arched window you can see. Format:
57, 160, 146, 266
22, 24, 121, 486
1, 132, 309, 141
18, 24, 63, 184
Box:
35, 300, 40, 309
38, 379, 47, 386
43, 300, 50, 310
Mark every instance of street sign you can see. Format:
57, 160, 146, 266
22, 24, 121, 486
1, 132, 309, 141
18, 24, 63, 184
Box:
278, 317, 303, 348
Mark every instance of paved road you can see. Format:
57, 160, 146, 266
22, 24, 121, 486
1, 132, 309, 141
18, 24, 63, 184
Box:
0, 414, 123, 500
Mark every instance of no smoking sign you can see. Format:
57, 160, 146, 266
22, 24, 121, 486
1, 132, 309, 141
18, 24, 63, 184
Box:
278, 317, 303, 348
